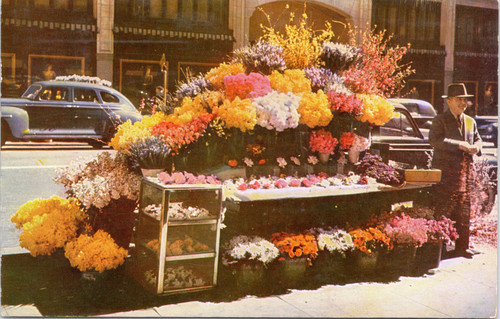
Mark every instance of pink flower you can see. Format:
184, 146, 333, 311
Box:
263, 183, 273, 189
243, 157, 254, 167
302, 179, 313, 187
290, 156, 301, 166
308, 175, 321, 184
318, 172, 329, 179
307, 155, 319, 165
158, 172, 174, 184
274, 179, 288, 188
276, 157, 287, 168
289, 179, 301, 187
237, 183, 248, 191
250, 181, 261, 189
206, 175, 221, 185
172, 172, 186, 184
196, 175, 207, 184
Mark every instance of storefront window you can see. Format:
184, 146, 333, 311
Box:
181, 0, 193, 20
149, 0, 162, 18
54, 0, 69, 10
198, 0, 209, 22
165, 0, 178, 19
34, 0, 49, 8
73, 0, 88, 11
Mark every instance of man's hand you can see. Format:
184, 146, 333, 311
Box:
458, 141, 480, 155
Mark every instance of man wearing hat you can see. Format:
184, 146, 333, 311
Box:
429, 83, 483, 258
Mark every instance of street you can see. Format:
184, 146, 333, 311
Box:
0, 143, 111, 254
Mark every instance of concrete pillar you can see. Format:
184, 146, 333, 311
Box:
96, 0, 114, 82
229, 0, 247, 50
441, 0, 456, 101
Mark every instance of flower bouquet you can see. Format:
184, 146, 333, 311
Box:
309, 129, 338, 163
348, 227, 392, 275
128, 136, 172, 175
54, 152, 141, 248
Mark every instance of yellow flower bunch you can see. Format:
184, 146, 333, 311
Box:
166, 95, 209, 125
205, 63, 245, 90
268, 69, 311, 94
109, 112, 167, 153
262, 10, 333, 69
199, 90, 224, 110
298, 90, 332, 128
356, 94, 394, 126
217, 97, 257, 132
64, 230, 128, 273
11, 196, 86, 257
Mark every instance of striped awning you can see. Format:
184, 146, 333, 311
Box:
113, 26, 234, 41
2, 17, 96, 32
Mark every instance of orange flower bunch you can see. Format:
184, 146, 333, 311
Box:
205, 63, 245, 90
246, 143, 266, 157
271, 232, 318, 259
349, 227, 393, 254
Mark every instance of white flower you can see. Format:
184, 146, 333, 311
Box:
243, 157, 254, 167
253, 91, 301, 132
307, 155, 319, 165
276, 157, 287, 168
290, 156, 301, 166
351, 134, 371, 152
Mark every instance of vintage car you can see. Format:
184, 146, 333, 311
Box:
386, 98, 437, 129
1, 80, 142, 147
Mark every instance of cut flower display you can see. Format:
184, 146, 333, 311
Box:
271, 232, 319, 260
349, 227, 393, 254
309, 129, 339, 155
222, 235, 280, 266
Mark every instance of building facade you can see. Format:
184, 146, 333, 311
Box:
2, 0, 498, 114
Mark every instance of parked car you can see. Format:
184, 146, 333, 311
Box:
475, 115, 498, 147
387, 98, 437, 129
371, 104, 497, 212
1, 80, 142, 148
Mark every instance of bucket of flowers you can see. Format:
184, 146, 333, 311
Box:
221, 235, 280, 293
309, 129, 338, 164
348, 227, 393, 276
414, 216, 458, 274
270, 232, 319, 288
381, 213, 428, 276
128, 135, 172, 177
308, 227, 354, 283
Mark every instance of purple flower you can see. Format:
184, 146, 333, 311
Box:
232, 40, 286, 74
175, 75, 212, 100
320, 42, 361, 72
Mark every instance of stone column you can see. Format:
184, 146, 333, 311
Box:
96, 0, 114, 82
441, 0, 456, 105
229, 0, 247, 50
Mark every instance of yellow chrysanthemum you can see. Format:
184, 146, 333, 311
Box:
205, 63, 245, 90
166, 95, 209, 125
11, 196, 86, 257
298, 90, 332, 128
64, 230, 128, 273
356, 94, 394, 126
268, 69, 311, 94
217, 97, 257, 132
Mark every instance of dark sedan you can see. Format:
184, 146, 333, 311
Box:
1, 80, 142, 147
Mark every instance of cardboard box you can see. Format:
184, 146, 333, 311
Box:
404, 169, 442, 184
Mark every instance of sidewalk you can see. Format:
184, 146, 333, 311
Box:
1, 244, 497, 318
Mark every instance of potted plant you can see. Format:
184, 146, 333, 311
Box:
309, 227, 354, 282
54, 152, 141, 248
270, 232, 319, 288
221, 235, 280, 292
348, 227, 393, 276
382, 214, 428, 276
128, 136, 172, 177
414, 216, 458, 274
309, 129, 338, 163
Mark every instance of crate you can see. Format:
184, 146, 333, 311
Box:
404, 169, 441, 184
131, 178, 222, 295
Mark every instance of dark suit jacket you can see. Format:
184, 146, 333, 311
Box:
429, 110, 482, 187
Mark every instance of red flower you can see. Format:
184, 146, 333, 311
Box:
274, 179, 288, 189
228, 160, 238, 167
302, 179, 313, 187
309, 129, 338, 155
289, 179, 301, 187
237, 183, 248, 191
258, 159, 266, 165
250, 181, 261, 189
339, 132, 356, 150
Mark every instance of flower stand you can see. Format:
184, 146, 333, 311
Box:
412, 241, 443, 275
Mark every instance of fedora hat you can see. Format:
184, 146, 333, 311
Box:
442, 83, 474, 98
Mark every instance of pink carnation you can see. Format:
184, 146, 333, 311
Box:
238, 183, 248, 191
224, 72, 271, 101
250, 181, 261, 189
289, 179, 301, 187
274, 179, 288, 189
302, 179, 313, 187
172, 172, 186, 184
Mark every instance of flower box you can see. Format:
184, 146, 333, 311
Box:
404, 169, 441, 184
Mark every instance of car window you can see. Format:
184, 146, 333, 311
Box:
39, 87, 69, 101
100, 91, 120, 103
74, 88, 99, 103
380, 111, 417, 137
22, 84, 42, 99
